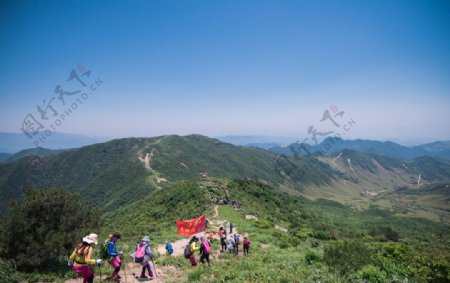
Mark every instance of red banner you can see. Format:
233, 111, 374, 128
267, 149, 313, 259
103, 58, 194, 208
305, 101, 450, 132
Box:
176, 215, 206, 236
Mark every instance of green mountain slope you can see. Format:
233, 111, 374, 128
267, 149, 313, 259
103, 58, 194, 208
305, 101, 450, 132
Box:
2, 135, 450, 214
0, 135, 337, 212
316, 150, 450, 194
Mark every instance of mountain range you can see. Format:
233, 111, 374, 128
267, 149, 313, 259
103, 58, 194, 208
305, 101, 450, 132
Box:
269, 137, 450, 160
1, 134, 449, 216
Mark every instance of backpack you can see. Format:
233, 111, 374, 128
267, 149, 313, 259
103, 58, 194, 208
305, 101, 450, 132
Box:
203, 241, 211, 254
134, 243, 145, 263
100, 239, 111, 260
184, 244, 191, 259
234, 235, 240, 244
166, 243, 174, 255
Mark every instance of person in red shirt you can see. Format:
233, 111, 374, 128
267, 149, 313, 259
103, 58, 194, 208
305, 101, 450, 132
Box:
243, 236, 251, 255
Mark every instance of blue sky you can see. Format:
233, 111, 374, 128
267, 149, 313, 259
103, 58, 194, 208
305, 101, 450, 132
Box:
1, 0, 449, 144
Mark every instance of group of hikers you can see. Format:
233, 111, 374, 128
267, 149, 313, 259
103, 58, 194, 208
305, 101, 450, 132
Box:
68, 223, 251, 282
216, 223, 251, 256
184, 223, 252, 267
68, 232, 155, 282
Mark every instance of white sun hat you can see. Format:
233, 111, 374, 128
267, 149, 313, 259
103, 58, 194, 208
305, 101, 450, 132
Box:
82, 233, 98, 245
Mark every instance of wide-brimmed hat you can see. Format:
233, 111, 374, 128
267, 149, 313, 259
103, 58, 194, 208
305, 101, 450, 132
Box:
83, 233, 98, 245
142, 236, 150, 242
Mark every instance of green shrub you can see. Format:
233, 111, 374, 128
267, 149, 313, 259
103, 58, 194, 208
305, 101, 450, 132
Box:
0, 258, 22, 282
295, 227, 313, 240
255, 219, 274, 229
305, 250, 321, 265
323, 240, 374, 276
408, 253, 450, 283
0, 189, 99, 272
369, 226, 400, 242
271, 231, 300, 248
381, 242, 411, 261
355, 265, 387, 283
312, 230, 331, 240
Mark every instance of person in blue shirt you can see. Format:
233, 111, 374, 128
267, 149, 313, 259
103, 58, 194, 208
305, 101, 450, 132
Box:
107, 233, 122, 281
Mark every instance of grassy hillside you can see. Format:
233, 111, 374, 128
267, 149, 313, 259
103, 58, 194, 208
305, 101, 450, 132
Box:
373, 183, 450, 224
0, 138, 155, 211
103, 179, 450, 282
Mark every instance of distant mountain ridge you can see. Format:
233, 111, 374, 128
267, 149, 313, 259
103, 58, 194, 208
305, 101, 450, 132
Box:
2, 147, 70, 163
216, 135, 295, 146
269, 137, 450, 160
0, 132, 109, 153
0, 153, 12, 162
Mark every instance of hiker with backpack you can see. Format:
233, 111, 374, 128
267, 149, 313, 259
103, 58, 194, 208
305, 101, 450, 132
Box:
233, 234, 240, 255
133, 236, 156, 280
227, 235, 235, 254
165, 242, 174, 256
199, 236, 211, 266
185, 236, 200, 266
106, 233, 123, 281
219, 228, 227, 252
68, 233, 103, 283
243, 236, 251, 255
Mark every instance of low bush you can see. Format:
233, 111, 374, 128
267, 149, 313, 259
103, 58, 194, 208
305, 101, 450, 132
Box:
323, 240, 374, 276
354, 265, 387, 283
304, 249, 321, 265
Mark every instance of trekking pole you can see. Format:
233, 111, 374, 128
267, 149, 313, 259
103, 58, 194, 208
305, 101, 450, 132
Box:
98, 264, 103, 282
122, 253, 127, 283
152, 259, 157, 278
123, 238, 136, 283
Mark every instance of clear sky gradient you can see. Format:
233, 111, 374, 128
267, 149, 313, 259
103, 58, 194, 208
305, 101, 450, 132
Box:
1, 0, 449, 144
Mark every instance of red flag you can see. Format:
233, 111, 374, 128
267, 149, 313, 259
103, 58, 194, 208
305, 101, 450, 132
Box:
176, 215, 206, 236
